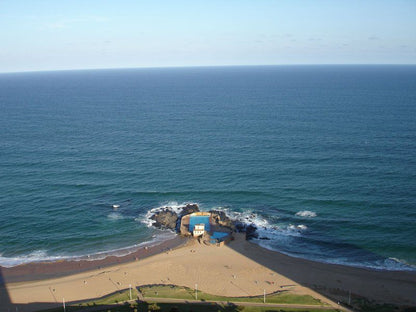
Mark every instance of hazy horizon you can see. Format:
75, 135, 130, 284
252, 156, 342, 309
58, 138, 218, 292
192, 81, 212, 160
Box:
2, 63, 416, 75
1, 0, 415, 73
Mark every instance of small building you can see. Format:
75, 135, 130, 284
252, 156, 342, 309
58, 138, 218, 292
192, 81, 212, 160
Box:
180, 211, 232, 245
193, 223, 205, 237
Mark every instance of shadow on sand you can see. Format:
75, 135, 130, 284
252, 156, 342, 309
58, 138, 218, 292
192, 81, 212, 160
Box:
0, 279, 247, 312
225, 235, 416, 311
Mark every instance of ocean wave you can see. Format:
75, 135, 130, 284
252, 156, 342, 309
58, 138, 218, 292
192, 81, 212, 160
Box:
136, 204, 415, 272
0, 250, 67, 268
5, 203, 413, 272
209, 207, 307, 238
0, 232, 176, 268
289, 224, 308, 231
140, 201, 199, 228
295, 210, 317, 218
107, 212, 124, 220
379, 257, 416, 271
210, 208, 415, 272
253, 234, 416, 272
318, 255, 416, 272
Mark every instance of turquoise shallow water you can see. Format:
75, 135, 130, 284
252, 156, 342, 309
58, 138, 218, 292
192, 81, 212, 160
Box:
0, 65, 415, 270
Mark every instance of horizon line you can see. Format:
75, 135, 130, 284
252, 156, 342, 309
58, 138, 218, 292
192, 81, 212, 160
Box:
1, 63, 416, 75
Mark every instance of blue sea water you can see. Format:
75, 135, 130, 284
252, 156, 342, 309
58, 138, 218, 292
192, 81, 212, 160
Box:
0, 65, 415, 270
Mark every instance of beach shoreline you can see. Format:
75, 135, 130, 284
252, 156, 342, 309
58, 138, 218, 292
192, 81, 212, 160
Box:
1, 233, 416, 311
1, 235, 188, 284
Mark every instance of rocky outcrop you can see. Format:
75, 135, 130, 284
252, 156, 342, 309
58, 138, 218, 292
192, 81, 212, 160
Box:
180, 204, 200, 216
245, 224, 259, 239
150, 209, 178, 230
149, 204, 259, 240
234, 222, 258, 239
210, 210, 233, 229
149, 203, 200, 231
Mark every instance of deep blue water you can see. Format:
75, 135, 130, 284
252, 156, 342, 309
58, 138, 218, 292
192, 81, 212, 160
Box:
0, 65, 415, 270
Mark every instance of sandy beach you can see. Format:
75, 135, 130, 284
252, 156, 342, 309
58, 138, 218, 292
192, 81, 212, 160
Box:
1, 234, 415, 311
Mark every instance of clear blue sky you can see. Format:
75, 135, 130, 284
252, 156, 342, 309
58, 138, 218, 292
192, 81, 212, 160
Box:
1, 0, 415, 72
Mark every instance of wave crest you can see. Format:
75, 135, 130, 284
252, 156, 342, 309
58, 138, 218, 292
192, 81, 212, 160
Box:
107, 212, 124, 220
295, 210, 317, 218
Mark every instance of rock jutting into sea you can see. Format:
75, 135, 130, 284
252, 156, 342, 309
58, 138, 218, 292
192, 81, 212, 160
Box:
149, 204, 259, 239
179, 203, 200, 216
150, 209, 178, 230
209, 210, 233, 228
150, 203, 201, 230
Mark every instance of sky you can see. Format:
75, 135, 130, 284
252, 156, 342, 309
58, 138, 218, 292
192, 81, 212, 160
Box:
0, 0, 415, 73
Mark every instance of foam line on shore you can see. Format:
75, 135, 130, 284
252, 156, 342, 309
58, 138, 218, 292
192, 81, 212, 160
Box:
0, 231, 176, 268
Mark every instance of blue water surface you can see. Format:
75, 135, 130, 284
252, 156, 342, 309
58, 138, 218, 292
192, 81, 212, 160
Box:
0, 65, 415, 270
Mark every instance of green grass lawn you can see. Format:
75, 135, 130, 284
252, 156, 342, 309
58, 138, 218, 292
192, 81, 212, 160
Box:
56, 302, 340, 312
140, 284, 324, 305
145, 302, 341, 312
41, 289, 138, 312
39, 285, 338, 312
83, 288, 137, 305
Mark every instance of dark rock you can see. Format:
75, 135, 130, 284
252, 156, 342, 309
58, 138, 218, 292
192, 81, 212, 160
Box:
150, 209, 178, 230
210, 210, 233, 229
245, 224, 258, 239
233, 221, 258, 240
180, 204, 200, 216
233, 221, 246, 232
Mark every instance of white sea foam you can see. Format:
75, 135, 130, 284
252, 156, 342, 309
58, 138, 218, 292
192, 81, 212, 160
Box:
70, 231, 176, 262
295, 210, 317, 218
381, 257, 416, 271
140, 205, 311, 261
210, 207, 307, 242
107, 212, 124, 220
287, 224, 306, 231
0, 250, 66, 268
311, 256, 416, 272
0, 231, 177, 268
141, 201, 199, 228
111, 204, 416, 272
211, 206, 272, 228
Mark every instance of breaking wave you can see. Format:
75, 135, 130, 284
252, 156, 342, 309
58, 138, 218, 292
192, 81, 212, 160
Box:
2, 202, 415, 272
0, 231, 175, 268
0, 250, 66, 268
295, 210, 317, 218
107, 212, 125, 220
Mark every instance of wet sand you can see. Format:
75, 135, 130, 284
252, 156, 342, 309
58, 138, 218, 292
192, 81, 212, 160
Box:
1, 235, 187, 284
1, 233, 415, 312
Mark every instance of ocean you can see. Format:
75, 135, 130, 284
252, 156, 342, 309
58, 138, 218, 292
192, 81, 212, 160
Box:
0, 65, 415, 270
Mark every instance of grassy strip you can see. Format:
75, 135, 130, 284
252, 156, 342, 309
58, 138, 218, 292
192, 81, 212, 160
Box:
83, 302, 340, 312
40, 285, 336, 312
140, 284, 323, 305
82, 288, 137, 305
41, 289, 137, 312
41, 299, 340, 312
146, 302, 340, 312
